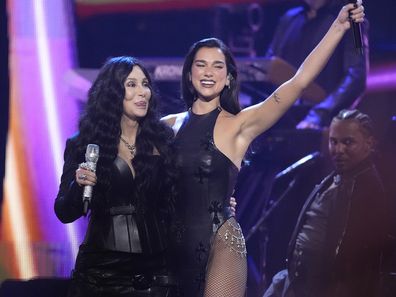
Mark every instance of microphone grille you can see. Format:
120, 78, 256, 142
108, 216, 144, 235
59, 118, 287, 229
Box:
86, 144, 99, 162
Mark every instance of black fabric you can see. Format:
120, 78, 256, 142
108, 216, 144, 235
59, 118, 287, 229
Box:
295, 179, 338, 253
264, 159, 389, 297
69, 248, 175, 297
82, 156, 168, 254
55, 137, 177, 296
170, 107, 239, 296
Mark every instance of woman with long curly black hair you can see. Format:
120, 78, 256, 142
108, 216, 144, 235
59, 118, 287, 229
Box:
55, 56, 178, 297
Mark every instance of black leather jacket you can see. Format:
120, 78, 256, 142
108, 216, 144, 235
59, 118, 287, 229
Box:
287, 158, 388, 297
54, 137, 169, 254
265, 4, 369, 127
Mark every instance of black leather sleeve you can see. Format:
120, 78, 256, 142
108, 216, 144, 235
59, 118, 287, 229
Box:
54, 137, 84, 223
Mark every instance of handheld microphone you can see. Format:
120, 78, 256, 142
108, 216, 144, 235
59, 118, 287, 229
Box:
348, 0, 363, 55
275, 151, 321, 180
83, 144, 99, 215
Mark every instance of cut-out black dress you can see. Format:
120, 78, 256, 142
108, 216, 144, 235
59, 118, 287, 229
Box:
171, 107, 247, 297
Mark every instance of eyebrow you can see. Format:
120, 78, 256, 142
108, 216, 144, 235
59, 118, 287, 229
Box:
329, 136, 355, 141
125, 77, 148, 82
194, 59, 225, 65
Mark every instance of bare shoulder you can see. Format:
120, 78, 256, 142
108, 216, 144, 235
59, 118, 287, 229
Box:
161, 111, 187, 127
219, 108, 244, 123
161, 111, 188, 135
217, 109, 240, 131
219, 109, 236, 119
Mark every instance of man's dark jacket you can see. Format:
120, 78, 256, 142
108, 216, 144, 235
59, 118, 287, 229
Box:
287, 158, 389, 297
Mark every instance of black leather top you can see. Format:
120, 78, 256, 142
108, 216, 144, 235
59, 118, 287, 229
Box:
83, 156, 168, 254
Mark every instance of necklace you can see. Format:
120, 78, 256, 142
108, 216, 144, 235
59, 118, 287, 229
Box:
120, 136, 136, 158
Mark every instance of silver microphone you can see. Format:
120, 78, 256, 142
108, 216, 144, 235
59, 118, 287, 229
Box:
83, 144, 99, 215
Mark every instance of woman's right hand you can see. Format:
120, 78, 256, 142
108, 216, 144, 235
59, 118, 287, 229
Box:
337, 1, 365, 30
75, 163, 97, 187
229, 197, 237, 217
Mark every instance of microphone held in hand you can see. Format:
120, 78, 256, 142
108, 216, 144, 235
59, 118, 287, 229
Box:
83, 144, 99, 216
348, 0, 363, 55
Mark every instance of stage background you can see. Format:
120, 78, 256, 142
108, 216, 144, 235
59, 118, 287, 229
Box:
0, 0, 395, 296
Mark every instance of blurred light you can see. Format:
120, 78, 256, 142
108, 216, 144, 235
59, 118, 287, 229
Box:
33, 0, 79, 261
5, 138, 36, 278
367, 63, 396, 92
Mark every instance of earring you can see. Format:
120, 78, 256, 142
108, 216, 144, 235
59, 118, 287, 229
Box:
226, 74, 232, 88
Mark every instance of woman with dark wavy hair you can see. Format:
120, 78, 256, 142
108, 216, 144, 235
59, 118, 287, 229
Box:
162, 2, 365, 297
55, 56, 178, 297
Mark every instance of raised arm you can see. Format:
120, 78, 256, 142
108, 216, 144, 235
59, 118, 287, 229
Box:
298, 20, 369, 129
237, 3, 365, 144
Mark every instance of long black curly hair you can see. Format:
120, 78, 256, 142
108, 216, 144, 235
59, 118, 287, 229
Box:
75, 56, 177, 215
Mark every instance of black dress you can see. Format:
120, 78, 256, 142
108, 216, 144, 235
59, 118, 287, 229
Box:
55, 138, 178, 297
171, 107, 247, 297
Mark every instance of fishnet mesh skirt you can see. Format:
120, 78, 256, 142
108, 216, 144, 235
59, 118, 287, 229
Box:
204, 217, 247, 297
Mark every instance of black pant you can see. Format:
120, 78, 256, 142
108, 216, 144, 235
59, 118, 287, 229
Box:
68, 271, 179, 297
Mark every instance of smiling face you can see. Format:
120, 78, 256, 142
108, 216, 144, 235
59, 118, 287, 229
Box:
122, 65, 151, 121
329, 119, 373, 173
190, 47, 230, 103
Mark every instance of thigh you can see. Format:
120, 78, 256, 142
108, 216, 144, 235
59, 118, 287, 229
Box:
204, 217, 247, 297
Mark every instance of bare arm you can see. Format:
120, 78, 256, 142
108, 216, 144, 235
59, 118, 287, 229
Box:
54, 138, 84, 223
236, 3, 365, 144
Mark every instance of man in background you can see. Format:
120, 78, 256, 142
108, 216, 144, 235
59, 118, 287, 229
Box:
262, 109, 389, 297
